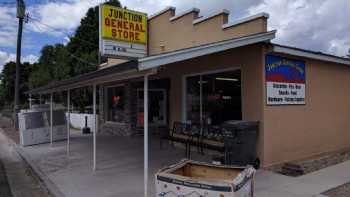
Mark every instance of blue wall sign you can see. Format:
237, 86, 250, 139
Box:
265, 55, 306, 105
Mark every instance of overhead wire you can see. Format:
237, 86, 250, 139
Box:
25, 15, 99, 66
27, 15, 98, 47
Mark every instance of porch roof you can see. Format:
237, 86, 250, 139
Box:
25, 60, 144, 94
26, 30, 277, 95
138, 30, 276, 70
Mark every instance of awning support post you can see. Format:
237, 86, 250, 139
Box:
144, 74, 149, 197
67, 90, 70, 156
93, 84, 97, 171
50, 93, 53, 147
29, 94, 32, 109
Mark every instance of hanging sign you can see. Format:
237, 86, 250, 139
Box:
266, 55, 306, 105
99, 4, 147, 59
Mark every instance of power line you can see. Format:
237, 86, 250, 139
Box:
27, 15, 98, 47
28, 19, 99, 66
23, 10, 100, 67
68, 53, 98, 66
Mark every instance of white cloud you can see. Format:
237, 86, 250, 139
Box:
0, 51, 16, 65
0, 6, 18, 47
121, 0, 261, 21
1, 0, 349, 61
22, 54, 39, 64
27, 0, 101, 36
0, 50, 38, 72
26, 0, 261, 36
248, 0, 350, 56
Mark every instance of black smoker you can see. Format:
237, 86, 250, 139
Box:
82, 116, 91, 134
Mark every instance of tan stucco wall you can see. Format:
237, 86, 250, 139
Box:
148, 9, 267, 55
106, 8, 267, 65
153, 44, 266, 160
263, 53, 350, 167
99, 58, 128, 69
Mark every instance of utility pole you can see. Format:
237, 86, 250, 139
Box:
14, 0, 25, 128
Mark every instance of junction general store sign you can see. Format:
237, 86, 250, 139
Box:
266, 55, 306, 105
99, 4, 147, 58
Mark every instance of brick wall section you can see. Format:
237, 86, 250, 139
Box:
98, 85, 104, 125
99, 83, 137, 136
129, 83, 139, 131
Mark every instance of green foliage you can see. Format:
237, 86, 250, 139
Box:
0, 61, 32, 109
104, 0, 122, 7
1, 0, 121, 112
28, 44, 71, 88
66, 6, 99, 76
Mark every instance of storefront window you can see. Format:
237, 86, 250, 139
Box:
186, 76, 201, 124
185, 70, 242, 125
107, 86, 125, 122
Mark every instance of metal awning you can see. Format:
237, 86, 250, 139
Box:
25, 60, 155, 94
26, 31, 278, 95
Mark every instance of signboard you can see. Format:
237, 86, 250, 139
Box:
99, 4, 147, 59
266, 55, 306, 105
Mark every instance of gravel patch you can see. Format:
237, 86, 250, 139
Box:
268, 148, 350, 177
0, 116, 19, 144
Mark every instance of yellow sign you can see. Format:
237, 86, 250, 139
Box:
101, 5, 147, 44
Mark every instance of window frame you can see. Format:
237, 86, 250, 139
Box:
182, 67, 241, 124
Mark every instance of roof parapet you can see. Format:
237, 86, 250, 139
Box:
139, 30, 277, 70
193, 9, 230, 25
169, 8, 200, 21
222, 12, 269, 29
148, 6, 176, 20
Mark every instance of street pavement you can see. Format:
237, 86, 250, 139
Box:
0, 130, 51, 197
0, 159, 12, 197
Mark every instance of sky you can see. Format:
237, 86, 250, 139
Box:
0, 0, 349, 71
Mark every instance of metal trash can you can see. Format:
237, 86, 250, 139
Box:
221, 121, 260, 168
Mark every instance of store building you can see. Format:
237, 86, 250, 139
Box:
27, 6, 350, 168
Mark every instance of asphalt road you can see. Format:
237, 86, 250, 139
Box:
0, 126, 51, 197
0, 159, 12, 197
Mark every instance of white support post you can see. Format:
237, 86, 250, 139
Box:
39, 94, 42, 104
29, 94, 32, 109
50, 93, 53, 147
144, 74, 149, 197
67, 90, 71, 156
93, 84, 97, 171
199, 75, 203, 125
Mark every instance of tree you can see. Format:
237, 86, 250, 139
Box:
67, 0, 121, 76
104, 0, 122, 7
21, 0, 122, 112
347, 49, 350, 58
0, 61, 32, 109
28, 44, 71, 89
29, 0, 122, 88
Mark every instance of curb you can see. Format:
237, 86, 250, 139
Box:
15, 146, 65, 197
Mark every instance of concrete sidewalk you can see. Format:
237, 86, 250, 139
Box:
255, 161, 350, 197
14, 132, 350, 197
17, 134, 211, 197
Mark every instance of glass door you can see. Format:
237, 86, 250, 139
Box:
137, 89, 167, 127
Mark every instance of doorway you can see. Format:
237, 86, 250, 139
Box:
137, 89, 167, 127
